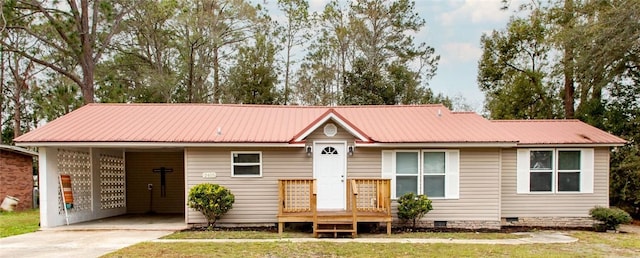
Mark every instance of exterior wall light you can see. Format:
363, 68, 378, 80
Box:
306, 145, 313, 156
348, 145, 355, 156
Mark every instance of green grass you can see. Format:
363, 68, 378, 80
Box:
365, 231, 524, 239
163, 230, 524, 240
0, 209, 40, 238
163, 230, 310, 239
106, 230, 640, 257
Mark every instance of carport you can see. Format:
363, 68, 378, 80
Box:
35, 147, 186, 228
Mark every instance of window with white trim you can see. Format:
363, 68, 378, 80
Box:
517, 148, 594, 194
231, 152, 262, 177
382, 150, 459, 199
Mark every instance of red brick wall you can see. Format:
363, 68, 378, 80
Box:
0, 150, 34, 211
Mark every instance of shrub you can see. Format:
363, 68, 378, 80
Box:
397, 192, 433, 230
589, 206, 632, 231
187, 183, 235, 228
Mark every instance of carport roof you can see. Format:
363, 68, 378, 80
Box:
13, 103, 624, 146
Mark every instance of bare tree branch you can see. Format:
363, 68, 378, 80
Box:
0, 41, 83, 86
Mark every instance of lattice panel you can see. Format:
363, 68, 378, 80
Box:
57, 149, 92, 212
100, 154, 126, 209
283, 181, 312, 211
356, 184, 378, 208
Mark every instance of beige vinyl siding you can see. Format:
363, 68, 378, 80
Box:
186, 147, 311, 224
352, 148, 501, 221
347, 147, 381, 178
500, 147, 609, 217
306, 121, 357, 143
419, 148, 500, 221
126, 152, 185, 214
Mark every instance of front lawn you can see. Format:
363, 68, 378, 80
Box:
0, 209, 40, 238
163, 230, 524, 240
106, 230, 640, 257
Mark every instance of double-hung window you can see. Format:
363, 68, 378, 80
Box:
382, 150, 459, 199
395, 152, 419, 196
231, 152, 262, 177
517, 149, 593, 194
423, 152, 446, 198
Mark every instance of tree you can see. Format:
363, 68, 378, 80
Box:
349, 0, 439, 102
341, 58, 387, 105
175, 0, 258, 103
1, 29, 38, 139
492, 0, 640, 217
1, 0, 134, 104
349, 0, 437, 76
293, 46, 338, 105
606, 79, 640, 218
478, 14, 561, 119
96, 0, 180, 103
295, 0, 440, 106
32, 73, 84, 122
226, 21, 281, 104
277, 0, 310, 105
571, 0, 640, 125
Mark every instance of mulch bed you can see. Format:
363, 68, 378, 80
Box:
184, 223, 597, 234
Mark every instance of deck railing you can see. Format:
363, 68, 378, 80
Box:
346, 179, 391, 215
278, 178, 392, 236
278, 179, 316, 214
278, 178, 391, 215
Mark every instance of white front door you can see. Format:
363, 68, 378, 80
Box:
314, 142, 346, 210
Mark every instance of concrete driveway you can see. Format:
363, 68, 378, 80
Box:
0, 230, 173, 258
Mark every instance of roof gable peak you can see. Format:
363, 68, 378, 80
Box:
291, 109, 370, 143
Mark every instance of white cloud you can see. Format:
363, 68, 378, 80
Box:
438, 0, 513, 26
439, 42, 482, 65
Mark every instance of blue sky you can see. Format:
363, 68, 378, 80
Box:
257, 0, 519, 110
415, 0, 515, 110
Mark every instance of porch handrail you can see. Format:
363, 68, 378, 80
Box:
350, 179, 358, 236
278, 179, 316, 214
347, 178, 392, 214
312, 180, 318, 236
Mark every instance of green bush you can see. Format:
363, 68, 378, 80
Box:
187, 183, 235, 228
589, 206, 632, 231
397, 192, 433, 230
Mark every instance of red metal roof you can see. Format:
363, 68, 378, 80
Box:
492, 120, 626, 145
13, 104, 624, 145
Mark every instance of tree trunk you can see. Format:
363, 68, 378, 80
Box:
0, 49, 4, 139
80, 0, 95, 104
562, 0, 575, 118
10, 56, 24, 138
81, 63, 95, 104
188, 44, 195, 103
284, 45, 291, 105
213, 46, 220, 103
13, 96, 21, 138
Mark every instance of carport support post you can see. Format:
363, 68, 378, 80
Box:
38, 147, 61, 228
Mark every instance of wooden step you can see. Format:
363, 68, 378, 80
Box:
315, 229, 355, 233
314, 223, 357, 238
316, 220, 354, 224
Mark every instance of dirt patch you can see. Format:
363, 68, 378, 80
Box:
182, 223, 604, 234
186, 226, 279, 232
618, 223, 640, 234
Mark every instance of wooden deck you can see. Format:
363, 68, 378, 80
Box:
277, 179, 392, 237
